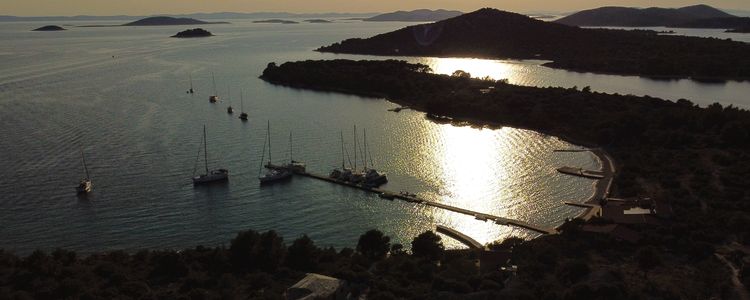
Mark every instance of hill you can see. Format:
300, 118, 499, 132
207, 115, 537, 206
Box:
318, 8, 750, 80
556, 4, 735, 27
171, 28, 213, 38
32, 25, 65, 31
365, 9, 462, 22
122, 16, 227, 26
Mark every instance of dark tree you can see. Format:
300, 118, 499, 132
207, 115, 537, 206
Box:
286, 234, 319, 271
357, 229, 391, 261
229, 229, 260, 272
411, 231, 444, 261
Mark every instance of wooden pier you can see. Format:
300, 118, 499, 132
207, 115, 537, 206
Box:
266, 164, 557, 235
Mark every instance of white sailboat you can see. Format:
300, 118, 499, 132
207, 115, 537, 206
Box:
284, 131, 306, 173
192, 125, 229, 185
188, 74, 195, 94
259, 121, 292, 184
76, 149, 92, 194
239, 90, 248, 121
362, 128, 387, 187
349, 125, 364, 184
209, 72, 219, 103
227, 86, 234, 114
329, 131, 349, 179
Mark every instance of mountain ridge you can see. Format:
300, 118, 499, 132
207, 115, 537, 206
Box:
556, 4, 735, 27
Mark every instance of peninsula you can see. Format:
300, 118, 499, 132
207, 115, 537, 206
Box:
32, 25, 65, 31
317, 8, 750, 80
260, 59, 750, 298
364, 9, 463, 22
171, 28, 213, 38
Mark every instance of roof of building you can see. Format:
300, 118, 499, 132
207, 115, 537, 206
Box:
286, 273, 343, 300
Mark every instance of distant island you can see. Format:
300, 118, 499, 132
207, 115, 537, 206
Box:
31, 25, 65, 31
253, 19, 299, 24
555, 4, 736, 27
123, 16, 228, 26
364, 9, 462, 22
305, 19, 332, 23
171, 28, 213, 38
318, 8, 750, 80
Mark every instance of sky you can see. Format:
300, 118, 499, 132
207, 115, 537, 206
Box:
2, 0, 749, 16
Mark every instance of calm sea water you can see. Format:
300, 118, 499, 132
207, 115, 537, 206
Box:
0, 19, 745, 254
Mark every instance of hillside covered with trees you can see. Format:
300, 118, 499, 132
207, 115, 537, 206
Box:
317, 8, 750, 80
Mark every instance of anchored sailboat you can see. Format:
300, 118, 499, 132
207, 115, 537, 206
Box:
329, 131, 353, 181
76, 149, 92, 194
349, 125, 365, 184
192, 125, 229, 185
209, 72, 219, 103
259, 121, 292, 184
239, 90, 248, 121
227, 86, 234, 114
187, 74, 195, 94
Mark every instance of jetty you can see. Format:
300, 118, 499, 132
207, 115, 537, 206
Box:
436, 225, 485, 250
558, 148, 616, 221
265, 164, 557, 234
556, 166, 605, 179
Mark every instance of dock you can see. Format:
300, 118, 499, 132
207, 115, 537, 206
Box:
266, 164, 557, 235
436, 225, 485, 250
556, 166, 605, 179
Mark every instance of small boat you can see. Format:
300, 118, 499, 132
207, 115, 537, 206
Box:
378, 192, 395, 200
227, 86, 234, 114
259, 121, 292, 184
387, 107, 403, 112
239, 90, 248, 121
187, 74, 195, 94
400, 191, 417, 198
284, 131, 306, 173
192, 125, 229, 185
209, 72, 219, 103
76, 149, 93, 194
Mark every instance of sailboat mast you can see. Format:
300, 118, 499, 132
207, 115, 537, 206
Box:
211, 72, 217, 96
267, 121, 272, 164
203, 125, 209, 175
363, 128, 367, 169
340, 131, 345, 169
227, 86, 231, 105
240, 91, 244, 112
189, 74, 193, 90
353, 125, 357, 171
289, 131, 293, 162
81, 149, 90, 179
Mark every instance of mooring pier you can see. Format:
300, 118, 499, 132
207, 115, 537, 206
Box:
265, 164, 557, 235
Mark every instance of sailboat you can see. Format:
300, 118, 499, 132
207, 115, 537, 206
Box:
187, 74, 195, 94
192, 125, 229, 185
259, 121, 292, 184
238, 90, 248, 121
329, 131, 349, 180
209, 72, 219, 103
76, 149, 93, 194
361, 128, 388, 187
284, 131, 306, 173
349, 125, 365, 184
227, 86, 234, 114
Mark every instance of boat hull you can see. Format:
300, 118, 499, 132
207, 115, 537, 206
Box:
193, 169, 229, 185
76, 180, 92, 194
259, 169, 292, 185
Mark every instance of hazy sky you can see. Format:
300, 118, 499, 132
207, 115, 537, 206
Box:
2, 0, 749, 16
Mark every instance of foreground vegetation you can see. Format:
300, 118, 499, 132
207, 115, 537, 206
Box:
318, 8, 750, 80
261, 59, 750, 298
0, 227, 736, 299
